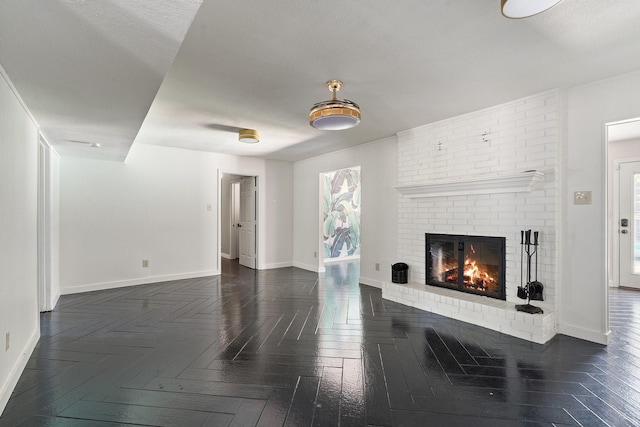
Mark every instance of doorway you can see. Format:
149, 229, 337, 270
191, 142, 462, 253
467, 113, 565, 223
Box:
608, 118, 640, 290
617, 161, 640, 289
219, 172, 258, 272
229, 181, 240, 260
321, 166, 361, 265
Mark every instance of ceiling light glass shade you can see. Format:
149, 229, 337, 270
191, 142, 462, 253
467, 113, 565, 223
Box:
239, 128, 259, 143
309, 80, 361, 130
501, 0, 563, 18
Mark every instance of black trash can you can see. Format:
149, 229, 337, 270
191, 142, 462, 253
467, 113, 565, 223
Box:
391, 263, 408, 284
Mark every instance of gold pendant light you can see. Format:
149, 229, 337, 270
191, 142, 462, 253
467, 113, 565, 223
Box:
309, 80, 361, 130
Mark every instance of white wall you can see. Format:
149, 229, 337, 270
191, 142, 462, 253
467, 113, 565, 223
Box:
263, 160, 294, 269
561, 70, 640, 344
293, 137, 397, 287
0, 70, 40, 415
59, 143, 293, 294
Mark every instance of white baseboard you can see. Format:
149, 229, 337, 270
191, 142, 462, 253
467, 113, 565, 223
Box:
0, 326, 39, 416
261, 261, 293, 270
359, 276, 383, 289
221, 253, 234, 260
558, 323, 610, 345
61, 270, 220, 295
293, 261, 324, 273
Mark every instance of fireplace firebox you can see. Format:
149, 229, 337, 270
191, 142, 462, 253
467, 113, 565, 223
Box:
426, 233, 506, 300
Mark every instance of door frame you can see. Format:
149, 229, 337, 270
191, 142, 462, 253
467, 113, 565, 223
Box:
37, 134, 60, 312
217, 169, 262, 271
319, 166, 362, 267
37, 136, 53, 312
608, 117, 640, 289
613, 158, 640, 287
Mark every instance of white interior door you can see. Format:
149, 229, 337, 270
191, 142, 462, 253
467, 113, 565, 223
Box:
619, 161, 640, 288
230, 181, 240, 259
239, 176, 257, 269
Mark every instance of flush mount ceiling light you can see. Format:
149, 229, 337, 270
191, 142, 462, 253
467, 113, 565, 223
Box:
68, 139, 101, 148
501, 0, 564, 18
239, 128, 259, 143
309, 80, 361, 130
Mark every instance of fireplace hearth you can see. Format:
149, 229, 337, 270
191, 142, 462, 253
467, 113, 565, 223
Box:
426, 233, 506, 300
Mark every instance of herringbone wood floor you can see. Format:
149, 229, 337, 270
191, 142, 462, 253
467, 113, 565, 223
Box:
1, 259, 640, 426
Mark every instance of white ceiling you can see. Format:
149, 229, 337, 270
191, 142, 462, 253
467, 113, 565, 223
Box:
3, 0, 640, 162
0, 0, 203, 161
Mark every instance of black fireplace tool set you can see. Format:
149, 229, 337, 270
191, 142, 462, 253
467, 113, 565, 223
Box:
516, 229, 544, 314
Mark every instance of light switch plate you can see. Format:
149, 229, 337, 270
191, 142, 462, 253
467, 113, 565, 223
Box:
574, 191, 592, 205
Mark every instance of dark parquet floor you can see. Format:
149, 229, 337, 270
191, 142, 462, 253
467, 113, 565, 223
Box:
2, 259, 640, 426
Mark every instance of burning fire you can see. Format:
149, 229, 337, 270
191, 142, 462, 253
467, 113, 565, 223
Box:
442, 259, 495, 290
436, 244, 496, 291
463, 244, 494, 290
463, 259, 495, 290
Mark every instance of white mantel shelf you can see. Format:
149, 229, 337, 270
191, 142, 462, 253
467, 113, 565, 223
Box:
396, 170, 545, 198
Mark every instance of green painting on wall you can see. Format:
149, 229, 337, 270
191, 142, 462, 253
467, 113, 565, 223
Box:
323, 166, 361, 260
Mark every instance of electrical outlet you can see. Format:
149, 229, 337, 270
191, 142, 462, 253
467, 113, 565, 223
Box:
314, 251, 317, 258
375, 263, 380, 271
5, 332, 9, 351
142, 259, 149, 268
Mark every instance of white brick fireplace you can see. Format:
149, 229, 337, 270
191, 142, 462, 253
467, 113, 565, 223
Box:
384, 90, 559, 344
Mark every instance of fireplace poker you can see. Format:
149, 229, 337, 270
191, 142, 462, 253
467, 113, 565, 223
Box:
533, 230, 538, 293
525, 229, 532, 296
530, 231, 544, 301
520, 230, 524, 290
518, 230, 527, 300
516, 229, 543, 314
